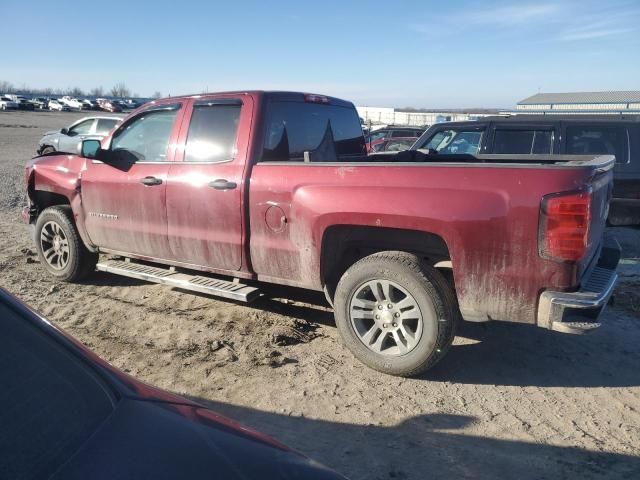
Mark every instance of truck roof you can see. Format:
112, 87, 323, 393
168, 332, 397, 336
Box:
150, 91, 355, 108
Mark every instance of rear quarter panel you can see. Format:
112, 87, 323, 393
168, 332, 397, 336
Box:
249, 162, 597, 324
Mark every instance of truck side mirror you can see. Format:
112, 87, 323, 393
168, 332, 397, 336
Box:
81, 139, 102, 159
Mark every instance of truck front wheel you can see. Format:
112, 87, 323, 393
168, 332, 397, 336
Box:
34, 206, 98, 282
334, 251, 458, 377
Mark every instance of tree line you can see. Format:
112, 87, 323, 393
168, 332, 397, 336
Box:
0, 80, 162, 99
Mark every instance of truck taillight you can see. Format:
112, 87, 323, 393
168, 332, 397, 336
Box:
304, 93, 330, 104
539, 190, 592, 262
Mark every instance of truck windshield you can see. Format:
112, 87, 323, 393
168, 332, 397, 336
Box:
262, 101, 366, 162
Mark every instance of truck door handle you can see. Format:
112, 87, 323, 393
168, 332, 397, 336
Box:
140, 176, 163, 186
209, 179, 237, 190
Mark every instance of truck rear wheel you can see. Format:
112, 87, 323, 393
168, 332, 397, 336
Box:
34, 206, 98, 282
334, 251, 458, 377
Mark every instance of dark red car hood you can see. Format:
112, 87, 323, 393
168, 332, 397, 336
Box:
1, 289, 346, 480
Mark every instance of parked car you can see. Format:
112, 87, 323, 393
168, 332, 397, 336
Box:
0, 287, 346, 480
97, 98, 122, 112
0, 96, 18, 110
48, 99, 71, 111
115, 99, 132, 110
4, 93, 28, 103
37, 116, 122, 155
412, 115, 640, 225
369, 136, 418, 153
365, 126, 425, 152
31, 97, 49, 109
60, 96, 85, 110
82, 99, 99, 110
17, 98, 35, 110
23, 91, 620, 377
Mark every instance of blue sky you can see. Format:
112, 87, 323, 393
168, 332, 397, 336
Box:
3, 0, 639, 108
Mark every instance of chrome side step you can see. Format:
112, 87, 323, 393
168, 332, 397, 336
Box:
96, 260, 260, 303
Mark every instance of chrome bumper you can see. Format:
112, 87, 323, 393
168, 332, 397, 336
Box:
537, 237, 621, 334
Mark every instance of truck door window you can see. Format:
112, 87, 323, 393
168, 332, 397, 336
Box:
492, 129, 554, 154
262, 101, 366, 162
110, 109, 178, 162
421, 129, 483, 154
184, 103, 241, 162
566, 126, 629, 163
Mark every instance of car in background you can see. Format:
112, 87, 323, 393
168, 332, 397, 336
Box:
97, 98, 122, 112
31, 97, 49, 109
17, 98, 35, 110
82, 99, 99, 110
37, 115, 122, 154
0, 96, 18, 110
48, 99, 71, 111
60, 96, 84, 110
365, 126, 425, 152
369, 136, 418, 153
412, 115, 640, 225
0, 288, 346, 480
4, 94, 29, 103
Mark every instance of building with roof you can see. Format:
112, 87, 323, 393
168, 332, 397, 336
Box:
514, 91, 640, 115
356, 106, 497, 127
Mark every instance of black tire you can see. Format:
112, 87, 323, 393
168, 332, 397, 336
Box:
41, 146, 55, 155
34, 206, 98, 282
334, 251, 459, 377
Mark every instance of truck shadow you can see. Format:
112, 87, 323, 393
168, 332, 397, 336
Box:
190, 397, 640, 480
258, 286, 640, 389
84, 271, 640, 388
425, 318, 640, 388
81, 271, 148, 287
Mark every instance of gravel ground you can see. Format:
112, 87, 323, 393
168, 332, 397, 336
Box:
1, 110, 639, 480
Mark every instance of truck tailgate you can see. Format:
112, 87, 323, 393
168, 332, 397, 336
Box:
578, 163, 614, 280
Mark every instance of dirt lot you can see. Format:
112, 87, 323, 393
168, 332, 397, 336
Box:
1, 110, 639, 479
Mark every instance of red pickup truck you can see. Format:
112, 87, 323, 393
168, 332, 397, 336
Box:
23, 91, 620, 377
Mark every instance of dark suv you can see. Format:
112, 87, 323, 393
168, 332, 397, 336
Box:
412, 115, 640, 225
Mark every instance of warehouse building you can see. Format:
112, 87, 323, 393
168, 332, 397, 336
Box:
514, 91, 640, 115
356, 106, 496, 127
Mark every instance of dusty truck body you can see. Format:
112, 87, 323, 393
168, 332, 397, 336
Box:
23, 91, 620, 376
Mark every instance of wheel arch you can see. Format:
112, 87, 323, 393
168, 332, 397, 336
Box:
320, 225, 453, 303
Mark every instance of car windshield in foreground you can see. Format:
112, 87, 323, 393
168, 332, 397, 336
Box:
0, 301, 114, 480
262, 101, 366, 162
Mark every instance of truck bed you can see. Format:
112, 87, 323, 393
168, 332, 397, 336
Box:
368, 152, 616, 167
249, 153, 614, 324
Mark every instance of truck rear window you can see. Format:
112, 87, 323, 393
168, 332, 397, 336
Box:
262, 101, 366, 162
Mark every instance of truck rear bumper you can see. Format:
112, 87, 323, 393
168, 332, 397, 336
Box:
537, 237, 621, 334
